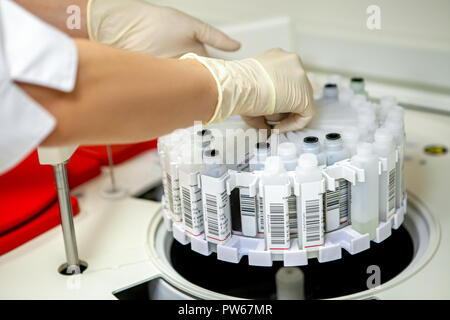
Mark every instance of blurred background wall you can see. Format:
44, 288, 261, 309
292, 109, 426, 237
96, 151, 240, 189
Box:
150, 0, 450, 95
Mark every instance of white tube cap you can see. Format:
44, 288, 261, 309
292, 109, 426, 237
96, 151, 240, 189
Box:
342, 126, 360, 143
297, 153, 318, 168
380, 96, 397, 108
264, 156, 286, 175
374, 128, 393, 144
356, 142, 374, 156
278, 142, 297, 160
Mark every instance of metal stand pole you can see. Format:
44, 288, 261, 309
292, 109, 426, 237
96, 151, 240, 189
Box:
53, 162, 80, 274
106, 145, 117, 192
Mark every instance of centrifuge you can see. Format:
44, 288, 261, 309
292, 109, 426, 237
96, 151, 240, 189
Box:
0, 67, 448, 299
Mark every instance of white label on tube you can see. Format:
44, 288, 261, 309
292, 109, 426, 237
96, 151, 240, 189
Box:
302, 198, 324, 249
166, 172, 174, 214
339, 180, 350, 226
201, 174, 231, 244
181, 185, 203, 236
240, 189, 257, 237
298, 180, 324, 250
257, 196, 264, 234
288, 195, 297, 236
324, 188, 339, 231
387, 167, 396, 219
171, 171, 182, 222
264, 185, 290, 251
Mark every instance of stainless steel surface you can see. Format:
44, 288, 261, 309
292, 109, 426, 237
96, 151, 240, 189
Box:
53, 163, 80, 273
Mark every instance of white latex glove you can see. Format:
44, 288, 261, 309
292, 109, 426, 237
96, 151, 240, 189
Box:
87, 0, 241, 58
181, 48, 315, 133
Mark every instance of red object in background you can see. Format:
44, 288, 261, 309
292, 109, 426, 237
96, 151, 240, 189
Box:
0, 140, 157, 255
66, 152, 102, 189
77, 140, 157, 166
0, 151, 101, 236
0, 152, 56, 235
0, 196, 79, 256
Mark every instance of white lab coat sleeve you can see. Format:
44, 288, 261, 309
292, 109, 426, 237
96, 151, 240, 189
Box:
0, 0, 78, 174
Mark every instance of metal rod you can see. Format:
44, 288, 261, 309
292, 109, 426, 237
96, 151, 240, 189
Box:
106, 145, 117, 192
53, 163, 80, 273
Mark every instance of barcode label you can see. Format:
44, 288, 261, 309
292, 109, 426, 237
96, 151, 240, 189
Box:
324, 179, 350, 231
267, 200, 290, 249
240, 191, 257, 237
204, 191, 231, 243
302, 198, 324, 248
288, 195, 297, 236
257, 196, 264, 233
324, 187, 339, 232
166, 173, 174, 213
170, 172, 182, 222
387, 168, 396, 218
181, 185, 203, 236
240, 194, 256, 217
339, 180, 350, 225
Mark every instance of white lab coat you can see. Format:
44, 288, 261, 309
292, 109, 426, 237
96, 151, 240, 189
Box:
0, 0, 78, 174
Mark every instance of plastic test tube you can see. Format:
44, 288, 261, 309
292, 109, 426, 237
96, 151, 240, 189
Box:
324, 133, 351, 231
201, 149, 232, 244
278, 142, 299, 236
350, 77, 366, 95
260, 156, 291, 253
178, 143, 204, 237
302, 136, 327, 166
295, 153, 325, 250
373, 128, 397, 221
341, 126, 360, 156
322, 83, 339, 104
350, 143, 379, 239
384, 110, 406, 209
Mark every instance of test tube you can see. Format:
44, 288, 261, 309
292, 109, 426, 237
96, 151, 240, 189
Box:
350, 143, 379, 239
341, 126, 360, 156
373, 128, 397, 221
260, 156, 291, 253
295, 153, 324, 249
350, 77, 366, 95
302, 136, 327, 166
324, 133, 351, 230
201, 149, 232, 244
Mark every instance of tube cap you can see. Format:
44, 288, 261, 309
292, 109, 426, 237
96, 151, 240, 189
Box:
342, 126, 360, 142
350, 94, 367, 109
264, 156, 285, 175
380, 96, 397, 108
356, 142, 373, 156
203, 149, 222, 165
325, 133, 341, 141
278, 142, 297, 160
297, 153, 318, 168
374, 128, 393, 144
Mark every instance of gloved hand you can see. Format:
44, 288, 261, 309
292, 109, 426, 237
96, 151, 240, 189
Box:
87, 0, 241, 58
181, 48, 315, 133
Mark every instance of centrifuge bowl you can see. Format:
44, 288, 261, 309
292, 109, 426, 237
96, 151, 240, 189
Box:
145, 192, 440, 300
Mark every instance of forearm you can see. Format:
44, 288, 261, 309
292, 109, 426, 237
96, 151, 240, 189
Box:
18, 39, 217, 146
14, 0, 88, 38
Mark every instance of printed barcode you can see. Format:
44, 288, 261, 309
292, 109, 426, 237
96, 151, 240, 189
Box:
166, 173, 174, 212
240, 194, 256, 217
258, 196, 264, 232
182, 187, 193, 230
339, 180, 350, 224
305, 199, 321, 243
205, 193, 219, 237
288, 195, 297, 235
325, 189, 339, 212
269, 202, 287, 245
388, 168, 396, 214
